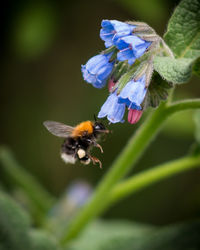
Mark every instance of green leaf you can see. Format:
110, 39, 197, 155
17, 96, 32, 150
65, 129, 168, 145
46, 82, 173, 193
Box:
67, 220, 154, 250
0, 191, 60, 250
0, 191, 31, 250
143, 72, 173, 108
67, 220, 200, 250
153, 56, 193, 83
164, 0, 200, 60
29, 230, 61, 250
154, 0, 200, 84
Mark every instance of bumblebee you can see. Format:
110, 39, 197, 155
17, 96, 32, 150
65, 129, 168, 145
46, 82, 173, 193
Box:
43, 120, 109, 168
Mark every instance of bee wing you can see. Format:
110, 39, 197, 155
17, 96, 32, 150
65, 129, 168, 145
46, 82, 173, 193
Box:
43, 121, 74, 138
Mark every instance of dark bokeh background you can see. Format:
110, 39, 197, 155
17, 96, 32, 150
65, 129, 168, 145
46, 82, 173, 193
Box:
1, 0, 200, 225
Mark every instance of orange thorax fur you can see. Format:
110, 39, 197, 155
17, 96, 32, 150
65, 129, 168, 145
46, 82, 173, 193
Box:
72, 121, 94, 137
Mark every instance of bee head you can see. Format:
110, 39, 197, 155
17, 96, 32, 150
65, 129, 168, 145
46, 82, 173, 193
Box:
93, 121, 108, 134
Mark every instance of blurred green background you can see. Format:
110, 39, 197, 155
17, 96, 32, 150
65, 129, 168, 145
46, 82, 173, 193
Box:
1, 0, 200, 226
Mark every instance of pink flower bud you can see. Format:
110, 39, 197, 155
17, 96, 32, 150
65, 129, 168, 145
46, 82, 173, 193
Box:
128, 109, 143, 124
108, 79, 116, 92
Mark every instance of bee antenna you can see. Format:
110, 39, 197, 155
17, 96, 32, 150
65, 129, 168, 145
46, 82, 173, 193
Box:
94, 114, 97, 122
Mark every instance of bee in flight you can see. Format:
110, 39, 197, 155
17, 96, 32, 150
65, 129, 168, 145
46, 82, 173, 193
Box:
43, 120, 109, 168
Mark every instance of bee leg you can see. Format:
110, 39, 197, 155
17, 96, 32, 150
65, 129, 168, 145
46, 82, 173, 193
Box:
89, 155, 102, 169
86, 138, 104, 153
94, 142, 104, 153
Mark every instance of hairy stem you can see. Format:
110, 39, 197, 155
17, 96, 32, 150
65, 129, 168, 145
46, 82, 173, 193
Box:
60, 98, 200, 245
167, 99, 200, 114
110, 155, 200, 203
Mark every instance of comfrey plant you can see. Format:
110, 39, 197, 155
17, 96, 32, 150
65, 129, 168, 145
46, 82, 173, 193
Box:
82, 20, 174, 124
61, 0, 200, 245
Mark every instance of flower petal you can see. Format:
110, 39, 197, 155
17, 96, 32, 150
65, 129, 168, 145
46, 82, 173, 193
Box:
134, 41, 152, 58
128, 76, 146, 105
85, 54, 108, 74
82, 53, 114, 88
98, 93, 116, 118
98, 91, 125, 123
100, 28, 114, 43
100, 20, 135, 47
107, 102, 125, 123
117, 48, 135, 63
118, 76, 147, 109
115, 35, 151, 64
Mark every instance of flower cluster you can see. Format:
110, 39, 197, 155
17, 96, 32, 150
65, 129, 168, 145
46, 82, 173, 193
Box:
81, 20, 173, 124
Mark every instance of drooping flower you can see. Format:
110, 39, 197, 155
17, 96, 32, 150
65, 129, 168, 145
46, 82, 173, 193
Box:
100, 20, 136, 48
118, 75, 147, 110
81, 19, 171, 125
81, 53, 114, 88
128, 109, 143, 124
98, 91, 125, 123
115, 35, 151, 65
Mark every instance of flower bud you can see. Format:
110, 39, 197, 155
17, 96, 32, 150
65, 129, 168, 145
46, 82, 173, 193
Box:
108, 79, 116, 92
128, 109, 143, 124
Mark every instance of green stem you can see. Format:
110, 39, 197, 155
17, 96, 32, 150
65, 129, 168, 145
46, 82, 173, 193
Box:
110, 155, 200, 203
167, 99, 200, 114
0, 146, 55, 223
60, 98, 200, 245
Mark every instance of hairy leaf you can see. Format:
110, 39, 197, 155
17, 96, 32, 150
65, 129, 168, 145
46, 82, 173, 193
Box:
29, 230, 61, 250
154, 56, 193, 83
154, 0, 200, 84
164, 0, 200, 60
0, 191, 31, 250
67, 220, 154, 250
67, 220, 200, 250
0, 191, 60, 250
143, 73, 173, 108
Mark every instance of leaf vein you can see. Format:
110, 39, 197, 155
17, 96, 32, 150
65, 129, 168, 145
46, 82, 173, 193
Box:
179, 29, 200, 58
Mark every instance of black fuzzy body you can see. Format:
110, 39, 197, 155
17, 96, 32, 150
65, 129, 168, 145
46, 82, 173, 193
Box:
61, 135, 93, 162
61, 121, 107, 164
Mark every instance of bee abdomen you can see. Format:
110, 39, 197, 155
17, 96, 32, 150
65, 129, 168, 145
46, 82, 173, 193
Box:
61, 153, 76, 164
80, 155, 91, 165
62, 137, 77, 155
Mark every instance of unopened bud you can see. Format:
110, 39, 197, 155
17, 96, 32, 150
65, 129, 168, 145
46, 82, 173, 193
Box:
108, 79, 116, 92
128, 109, 143, 124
